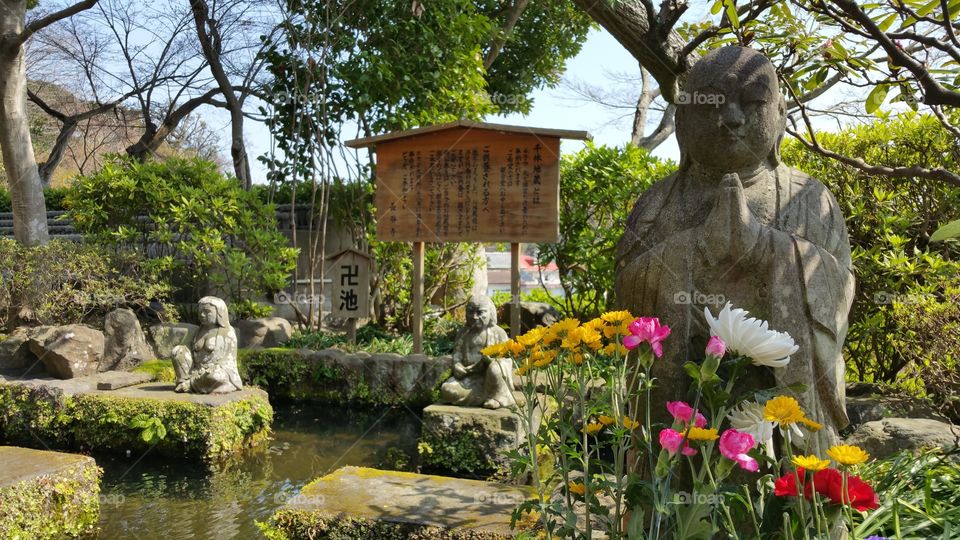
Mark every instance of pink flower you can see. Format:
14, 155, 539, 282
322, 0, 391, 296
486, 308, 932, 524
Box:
623, 317, 671, 357
659, 428, 697, 456
719, 429, 759, 472
705, 336, 726, 358
666, 401, 707, 428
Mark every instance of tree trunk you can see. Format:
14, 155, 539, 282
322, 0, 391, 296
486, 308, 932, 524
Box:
0, 2, 48, 246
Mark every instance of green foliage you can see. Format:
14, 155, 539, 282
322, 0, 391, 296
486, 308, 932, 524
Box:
782, 113, 960, 385
853, 449, 960, 538
133, 359, 176, 383
536, 143, 675, 320
282, 321, 460, 357
128, 413, 167, 444
66, 156, 297, 304
0, 238, 174, 328
417, 428, 499, 476
229, 299, 274, 321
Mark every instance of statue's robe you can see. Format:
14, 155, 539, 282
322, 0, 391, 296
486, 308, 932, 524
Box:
615, 164, 854, 454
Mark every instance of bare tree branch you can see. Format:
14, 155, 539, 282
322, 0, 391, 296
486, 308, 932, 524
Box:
10, 0, 100, 48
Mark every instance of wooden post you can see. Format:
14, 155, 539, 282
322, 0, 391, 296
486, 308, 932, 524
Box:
412, 241, 425, 354
511, 242, 521, 338
346, 318, 357, 345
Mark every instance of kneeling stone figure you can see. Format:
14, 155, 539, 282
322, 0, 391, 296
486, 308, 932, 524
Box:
172, 296, 243, 394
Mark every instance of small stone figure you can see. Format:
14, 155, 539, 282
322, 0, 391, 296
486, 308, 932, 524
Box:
440, 295, 517, 409
172, 296, 243, 394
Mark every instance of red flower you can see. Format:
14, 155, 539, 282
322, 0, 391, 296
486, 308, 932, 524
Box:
774, 468, 879, 511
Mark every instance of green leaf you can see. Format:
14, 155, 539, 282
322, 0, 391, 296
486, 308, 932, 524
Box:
930, 219, 960, 242
866, 84, 889, 115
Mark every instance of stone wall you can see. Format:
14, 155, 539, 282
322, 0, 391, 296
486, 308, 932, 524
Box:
239, 348, 452, 407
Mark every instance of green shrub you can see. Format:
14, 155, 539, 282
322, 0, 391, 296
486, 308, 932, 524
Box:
0, 238, 174, 328
782, 113, 960, 386
282, 321, 460, 357
536, 143, 675, 320
66, 156, 298, 304
0, 186, 70, 212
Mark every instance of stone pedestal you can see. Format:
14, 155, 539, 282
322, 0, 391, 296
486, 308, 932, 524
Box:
266, 466, 536, 539
418, 399, 542, 477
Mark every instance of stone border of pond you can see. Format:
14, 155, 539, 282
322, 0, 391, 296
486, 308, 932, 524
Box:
0, 446, 101, 539
0, 374, 273, 463
239, 348, 453, 407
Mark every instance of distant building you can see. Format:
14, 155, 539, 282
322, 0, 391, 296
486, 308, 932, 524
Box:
486, 251, 563, 297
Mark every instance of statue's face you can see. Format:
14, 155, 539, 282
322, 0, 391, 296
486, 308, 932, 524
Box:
466, 302, 493, 329
199, 303, 218, 325
678, 49, 782, 172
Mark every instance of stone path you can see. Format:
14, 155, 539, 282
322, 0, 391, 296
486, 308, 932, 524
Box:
0, 446, 97, 488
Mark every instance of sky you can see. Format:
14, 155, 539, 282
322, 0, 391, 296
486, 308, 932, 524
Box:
241, 28, 682, 183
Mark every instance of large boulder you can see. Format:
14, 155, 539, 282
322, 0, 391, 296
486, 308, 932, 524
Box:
499, 301, 561, 333
845, 417, 960, 459
27, 324, 103, 379
236, 317, 293, 349
100, 308, 154, 371
0, 327, 37, 372
148, 323, 199, 359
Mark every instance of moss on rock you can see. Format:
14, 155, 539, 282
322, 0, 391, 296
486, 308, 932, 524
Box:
239, 348, 451, 407
0, 382, 272, 462
260, 512, 512, 540
0, 447, 101, 539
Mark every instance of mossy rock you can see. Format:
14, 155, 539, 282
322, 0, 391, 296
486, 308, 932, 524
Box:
0, 381, 273, 462
239, 348, 451, 407
0, 446, 101, 539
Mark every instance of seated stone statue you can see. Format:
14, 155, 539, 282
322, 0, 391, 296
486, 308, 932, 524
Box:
440, 295, 517, 409
616, 46, 854, 454
172, 296, 243, 394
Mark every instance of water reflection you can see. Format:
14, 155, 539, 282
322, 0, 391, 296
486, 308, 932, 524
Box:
96, 404, 422, 539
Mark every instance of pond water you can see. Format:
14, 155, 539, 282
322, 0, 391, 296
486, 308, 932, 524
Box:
95, 404, 422, 539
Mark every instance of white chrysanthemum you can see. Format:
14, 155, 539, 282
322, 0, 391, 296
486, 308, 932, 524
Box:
703, 303, 798, 368
728, 401, 774, 443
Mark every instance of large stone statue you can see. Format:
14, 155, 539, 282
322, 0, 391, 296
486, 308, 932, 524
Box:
172, 296, 243, 394
440, 295, 517, 409
615, 46, 854, 453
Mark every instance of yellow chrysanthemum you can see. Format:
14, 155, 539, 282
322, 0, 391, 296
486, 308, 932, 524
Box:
568, 481, 586, 496
541, 328, 559, 346
583, 422, 603, 435
827, 445, 870, 466
506, 340, 525, 356
532, 349, 558, 368
480, 342, 506, 357
601, 310, 634, 323
579, 327, 602, 348
603, 320, 632, 338
800, 417, 823, 432
622, 416, 639, 430
686, 427, 719, 441
517, 327, 547, 347
567, 351, 584, 365
551, 318, 581, 336
602, 343, 628, 356
582, 317, 606, 333
515, 363, 530, 377
598, 415, 616, 426
792, 454, 831, 471
763, 396, 806, 426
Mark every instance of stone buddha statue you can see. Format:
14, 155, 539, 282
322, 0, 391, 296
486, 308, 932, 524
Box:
615, 46, 854, 453
172, 296, 243, 394
439, 295, 517, 409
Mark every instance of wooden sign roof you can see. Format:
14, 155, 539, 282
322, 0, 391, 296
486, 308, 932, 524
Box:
344, 119, 591, 149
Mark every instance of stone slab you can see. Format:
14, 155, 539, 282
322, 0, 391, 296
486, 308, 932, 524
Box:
280, 466, 533, 535
0, 446, 101, 539
95, 370, 153, 390
0, 446, 98, 488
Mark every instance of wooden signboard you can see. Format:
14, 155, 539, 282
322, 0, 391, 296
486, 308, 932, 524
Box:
327, 249, 371, 319
346, 120, 590, 351
347, 120, 589, 244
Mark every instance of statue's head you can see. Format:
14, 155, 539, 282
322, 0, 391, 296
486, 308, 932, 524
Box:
198, 296, 230, 328
676, 46, 785, 172
465, 295, 497, 330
